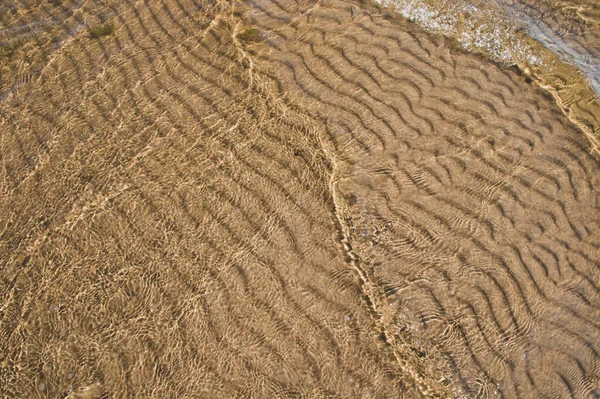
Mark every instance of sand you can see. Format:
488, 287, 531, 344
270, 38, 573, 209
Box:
1, 0, 600, 398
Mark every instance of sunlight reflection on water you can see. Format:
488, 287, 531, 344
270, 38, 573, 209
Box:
376, 0, 600, 100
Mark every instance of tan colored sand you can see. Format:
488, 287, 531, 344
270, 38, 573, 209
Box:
1, 0, 600, 398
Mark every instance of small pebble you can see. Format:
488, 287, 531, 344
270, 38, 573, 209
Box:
39, 383, 45, 391
49, 304, 59, 312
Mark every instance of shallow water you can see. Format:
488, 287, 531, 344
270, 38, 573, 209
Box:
503, 1, 600, 97
1, 0, 600, 398
376, 0, 600, 77
374, 0, 545, 66
377, 0, 600, 156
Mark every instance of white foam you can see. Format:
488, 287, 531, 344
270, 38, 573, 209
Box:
375, 0, 545, 67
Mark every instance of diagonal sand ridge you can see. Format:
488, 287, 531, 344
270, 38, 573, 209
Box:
248, 0, 600, 396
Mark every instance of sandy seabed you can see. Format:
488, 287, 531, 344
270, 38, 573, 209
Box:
1, 0, 600, 398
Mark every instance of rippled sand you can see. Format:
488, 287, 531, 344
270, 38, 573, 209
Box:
376, 0, 600, 158
1, 0, 600, 398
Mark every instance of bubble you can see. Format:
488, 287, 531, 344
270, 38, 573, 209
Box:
39, 383, 46, 391
344, 314, 351, 321
49, 304, 59, 312
67, 373, 73, 380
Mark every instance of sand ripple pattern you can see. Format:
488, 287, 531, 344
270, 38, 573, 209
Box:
250, 0, 600, 397
1, 0, 600, 398
0, 0, 413, 397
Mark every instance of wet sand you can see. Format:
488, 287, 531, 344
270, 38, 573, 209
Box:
375, 0, 600, 158
1, 0, 600, 398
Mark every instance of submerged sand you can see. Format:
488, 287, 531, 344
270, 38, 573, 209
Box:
1, 0, 600, 398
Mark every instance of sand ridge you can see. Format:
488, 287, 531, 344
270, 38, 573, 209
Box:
243, 0, 600, 396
